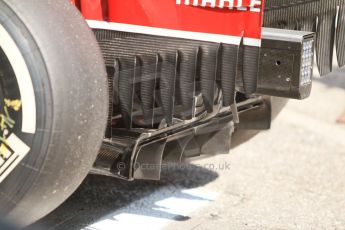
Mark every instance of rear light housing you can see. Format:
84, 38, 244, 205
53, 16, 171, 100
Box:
257, 28, 315, 99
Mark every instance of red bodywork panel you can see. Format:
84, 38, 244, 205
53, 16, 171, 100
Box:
72, 0, 264, 46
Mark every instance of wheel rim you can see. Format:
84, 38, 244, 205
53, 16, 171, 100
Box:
0, 34, 34, 183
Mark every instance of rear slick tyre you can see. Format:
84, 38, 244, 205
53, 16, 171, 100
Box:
0, 0, 108, 226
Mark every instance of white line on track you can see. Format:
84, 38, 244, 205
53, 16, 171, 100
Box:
82, 188, 219, 230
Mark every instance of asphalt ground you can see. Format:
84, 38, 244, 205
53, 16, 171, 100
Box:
30, 67, 345, 230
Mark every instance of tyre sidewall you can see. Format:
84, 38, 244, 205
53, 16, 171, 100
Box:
0, 0, 108, 226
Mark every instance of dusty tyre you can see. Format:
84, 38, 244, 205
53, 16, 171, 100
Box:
0, 0, 108, 226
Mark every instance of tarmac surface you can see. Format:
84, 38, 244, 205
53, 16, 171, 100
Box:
31, 68, 345, 230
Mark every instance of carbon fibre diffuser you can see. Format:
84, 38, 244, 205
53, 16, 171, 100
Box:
91, 97, 269, 181
264, 0, 345, 76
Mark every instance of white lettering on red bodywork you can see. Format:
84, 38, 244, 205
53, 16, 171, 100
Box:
82, 0, 264, 47
176, 0, 262, 12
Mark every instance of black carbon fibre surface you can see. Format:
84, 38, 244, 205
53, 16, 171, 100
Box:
159, 52, 177, 125
117, 57, 136, 129
138, 55, 157, 127
94, 30, 256, 130
337, 2, 345, 66
178, 49, 196, 119
220, 44, 239, 107
199, 45, 218, 113
242, 46, 260, 96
